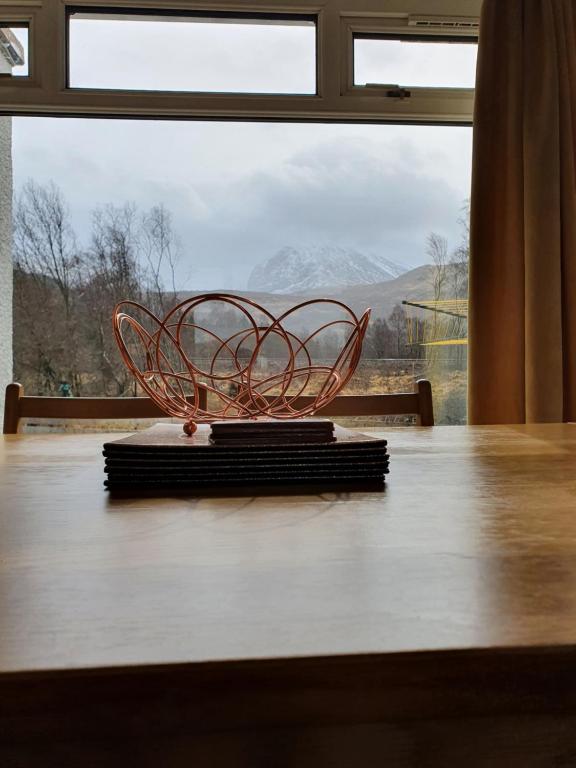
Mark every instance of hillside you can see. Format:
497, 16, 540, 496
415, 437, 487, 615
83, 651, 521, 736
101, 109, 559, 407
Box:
333, 265, 436, 318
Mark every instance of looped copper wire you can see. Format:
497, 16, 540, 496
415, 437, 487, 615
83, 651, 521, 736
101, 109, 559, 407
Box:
113, 294, 371, 433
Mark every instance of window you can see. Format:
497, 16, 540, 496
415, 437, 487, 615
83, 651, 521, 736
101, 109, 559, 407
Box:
0, 24, 28, 77
0, 1, 480, 122
2, 0, 480, 428
354, 36, 478, 90
68, 10, 317, 94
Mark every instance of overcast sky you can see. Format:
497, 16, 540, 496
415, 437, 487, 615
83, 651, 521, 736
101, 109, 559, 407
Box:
11, 17, 475, 289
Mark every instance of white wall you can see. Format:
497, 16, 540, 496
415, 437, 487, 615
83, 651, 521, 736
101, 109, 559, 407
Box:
0, 52, 13, 418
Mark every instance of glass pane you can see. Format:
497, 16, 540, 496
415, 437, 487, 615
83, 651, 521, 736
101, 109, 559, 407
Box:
68, 12, 316, 94
11, 117, 471, 426
354, 37, 477, 89
0, 25, 28, 77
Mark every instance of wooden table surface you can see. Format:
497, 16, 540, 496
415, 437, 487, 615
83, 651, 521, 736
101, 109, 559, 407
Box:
3, 424, 576, 766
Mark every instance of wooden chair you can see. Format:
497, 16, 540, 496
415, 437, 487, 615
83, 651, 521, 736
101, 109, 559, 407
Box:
271, 379, 434, 425
3, 379, 433, 434
2, 382, 208, 434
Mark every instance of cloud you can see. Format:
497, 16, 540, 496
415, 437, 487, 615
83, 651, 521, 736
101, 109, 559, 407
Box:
164, 137, 467, 287
243, 139, 463, 240
13, 118, 470, 290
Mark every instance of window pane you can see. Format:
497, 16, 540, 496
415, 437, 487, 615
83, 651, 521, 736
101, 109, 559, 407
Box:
11, 118, 471, 427
354, 37, 477, 89
68, 12, 316, 94
0, 25, 28, 77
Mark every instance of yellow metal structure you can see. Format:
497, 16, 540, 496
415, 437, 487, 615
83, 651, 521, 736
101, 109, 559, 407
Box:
403, 299, 468, 318
403, 299, 468, 347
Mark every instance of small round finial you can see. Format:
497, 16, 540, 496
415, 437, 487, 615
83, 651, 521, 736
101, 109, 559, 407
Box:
183, 420, 197, 436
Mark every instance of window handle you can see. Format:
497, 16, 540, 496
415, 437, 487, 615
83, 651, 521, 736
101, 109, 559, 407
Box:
386, 87, 411, 99
364, 84, 412, 99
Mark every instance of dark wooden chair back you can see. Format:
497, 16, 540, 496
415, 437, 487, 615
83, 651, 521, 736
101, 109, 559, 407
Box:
3, 383, 208, 434
3, 379, 433, 434
276, 379, 434, 425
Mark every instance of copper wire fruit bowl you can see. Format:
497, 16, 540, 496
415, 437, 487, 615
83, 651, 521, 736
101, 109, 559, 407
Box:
113, 294, 371, 434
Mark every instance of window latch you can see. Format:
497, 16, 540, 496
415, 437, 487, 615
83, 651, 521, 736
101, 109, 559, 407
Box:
386, 86, 411, 100
364, 84, 412, 100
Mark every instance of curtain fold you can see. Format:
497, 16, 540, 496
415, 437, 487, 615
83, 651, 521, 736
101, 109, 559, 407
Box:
469, 0, 576, 424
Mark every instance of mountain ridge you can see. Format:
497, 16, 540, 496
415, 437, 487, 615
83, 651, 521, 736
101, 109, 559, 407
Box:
247, 245, 406, 295
176, 263, 435, 327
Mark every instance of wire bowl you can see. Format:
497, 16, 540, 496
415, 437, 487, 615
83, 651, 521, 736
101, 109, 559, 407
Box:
113, 293, 371, 434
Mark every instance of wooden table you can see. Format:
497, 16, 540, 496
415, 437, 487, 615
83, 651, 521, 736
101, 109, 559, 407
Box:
2, 425, 576, 766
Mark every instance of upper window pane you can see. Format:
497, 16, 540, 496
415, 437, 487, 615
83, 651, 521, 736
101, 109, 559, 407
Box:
354, 36, 477, 89
0, 25, 28, 77
68, 10, 316, 94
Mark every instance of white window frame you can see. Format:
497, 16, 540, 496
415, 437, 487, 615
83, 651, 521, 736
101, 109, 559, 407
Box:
0, 0, 480, 123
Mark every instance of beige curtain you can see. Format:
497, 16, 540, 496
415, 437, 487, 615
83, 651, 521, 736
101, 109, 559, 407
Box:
469, 0, 576, 424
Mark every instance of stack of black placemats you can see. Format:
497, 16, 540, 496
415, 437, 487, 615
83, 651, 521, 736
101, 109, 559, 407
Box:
103, 422, 389, 492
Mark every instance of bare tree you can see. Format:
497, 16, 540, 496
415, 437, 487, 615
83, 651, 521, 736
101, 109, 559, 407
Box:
13, 180, 84, 392
364, 317, 394, 359
449, 201, 470, 366
426, 233, 449, 303
458, 199, 470, 245
83, 204, 143, 395
449, 200, 470, 300
13, 180, 81, 317
88, 204, 141, 295
141, 204, 180, 313
12, 267, 60, 394
388, 305, 408, 359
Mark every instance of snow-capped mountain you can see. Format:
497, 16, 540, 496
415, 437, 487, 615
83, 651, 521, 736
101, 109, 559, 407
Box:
247, 246, 407, 295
